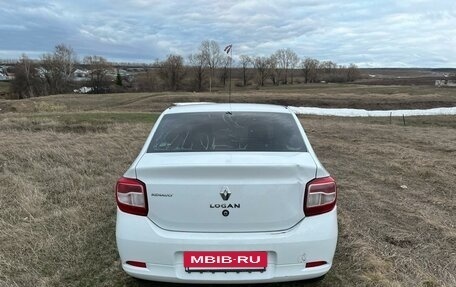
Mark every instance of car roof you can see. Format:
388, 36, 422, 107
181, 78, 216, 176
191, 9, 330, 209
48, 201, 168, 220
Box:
165, 103, 290, 114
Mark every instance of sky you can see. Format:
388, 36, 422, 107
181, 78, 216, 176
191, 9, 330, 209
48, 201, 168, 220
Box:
0, 0, 455, 67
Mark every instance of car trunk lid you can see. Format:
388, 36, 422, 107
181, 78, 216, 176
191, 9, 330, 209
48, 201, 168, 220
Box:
135, 152, 316, 232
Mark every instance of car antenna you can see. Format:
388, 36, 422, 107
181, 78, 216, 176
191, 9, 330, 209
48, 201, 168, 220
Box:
224, 43, 233, 114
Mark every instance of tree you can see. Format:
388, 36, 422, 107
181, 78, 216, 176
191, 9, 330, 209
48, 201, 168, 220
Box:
274, 48, 298, 84
41, 44, 77, 94
317, 61, 356, 83
200, 40, 222, 92
10, 54, 45, 98
289, 52, 299, 84
239, 55, 252, 86
83, 55, 111, 93
301, 58, 319, 83
219, 56, 230, 87
157, 54, 186, 91
253, 56, 273, 87
116, 69, 122, 86
268, 55, 279, 85
134, 68, 159, 92
319, 61, 338, 82
346, 64, 361, 82
188, 52, 207, 91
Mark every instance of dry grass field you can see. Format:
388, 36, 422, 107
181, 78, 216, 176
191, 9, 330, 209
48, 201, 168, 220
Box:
0, 82, 10, 97
1, 84, 456, 113
0, 85, 455, 286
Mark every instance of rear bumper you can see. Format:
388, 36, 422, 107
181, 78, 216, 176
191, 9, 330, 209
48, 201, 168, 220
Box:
116, 207, 338, 284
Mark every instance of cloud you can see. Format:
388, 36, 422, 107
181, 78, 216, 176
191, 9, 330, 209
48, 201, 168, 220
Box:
0, 0, 455, 67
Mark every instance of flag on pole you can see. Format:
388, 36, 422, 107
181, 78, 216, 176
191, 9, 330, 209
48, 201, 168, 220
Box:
224, 44, 232, 54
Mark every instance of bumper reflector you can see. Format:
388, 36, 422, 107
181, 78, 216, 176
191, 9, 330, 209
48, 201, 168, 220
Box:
126, 261, 147, 268
305, 261, 327, 268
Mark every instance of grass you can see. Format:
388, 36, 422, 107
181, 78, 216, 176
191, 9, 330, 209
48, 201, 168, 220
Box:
0, 87, 455, 286
29, 112, 159, 124
1, 83, 455, 113
304, 116, 456, 286
1, 112, 158, 134
0, 112, 454, 287
302, 114, 456, 129
0, 81, 9, 92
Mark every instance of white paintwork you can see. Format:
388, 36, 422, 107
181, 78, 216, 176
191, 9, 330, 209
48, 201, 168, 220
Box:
136, 152, 316, 232
116, 208, 337, 284
116, 103, 337, 283
167, 103, 290, 114
173, 102, 215, 106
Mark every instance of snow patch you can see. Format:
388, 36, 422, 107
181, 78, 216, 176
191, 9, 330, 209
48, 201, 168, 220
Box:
288, 106, 456, 117
73, 86, 93, 94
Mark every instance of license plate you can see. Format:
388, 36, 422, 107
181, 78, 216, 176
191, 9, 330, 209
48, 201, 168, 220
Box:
184, 251, 267, 272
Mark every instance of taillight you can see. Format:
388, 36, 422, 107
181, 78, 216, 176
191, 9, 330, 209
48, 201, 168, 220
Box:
116, 177, 148, 216
304, 176, 337, 216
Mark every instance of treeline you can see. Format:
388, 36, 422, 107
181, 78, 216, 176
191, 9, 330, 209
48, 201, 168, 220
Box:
155, 40, 361, 92
10, 41, 361, 99
11, 44, 115, 99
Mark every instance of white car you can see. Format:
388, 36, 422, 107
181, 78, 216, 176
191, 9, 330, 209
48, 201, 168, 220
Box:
116, 103, 338, 284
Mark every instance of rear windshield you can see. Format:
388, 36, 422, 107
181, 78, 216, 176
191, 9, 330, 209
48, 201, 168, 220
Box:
147, 112, 307, 153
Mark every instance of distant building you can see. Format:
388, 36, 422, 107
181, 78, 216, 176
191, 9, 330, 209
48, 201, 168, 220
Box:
73, 69, 89, 81
0, 66, 12, 81
118, 69, 129, 76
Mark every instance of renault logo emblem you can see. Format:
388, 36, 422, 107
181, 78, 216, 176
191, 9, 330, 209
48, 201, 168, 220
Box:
220, 186, 231, 201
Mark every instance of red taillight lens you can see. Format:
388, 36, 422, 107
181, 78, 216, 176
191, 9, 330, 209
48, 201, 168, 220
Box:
304, 176, 337, 216
116, 177, 148, 216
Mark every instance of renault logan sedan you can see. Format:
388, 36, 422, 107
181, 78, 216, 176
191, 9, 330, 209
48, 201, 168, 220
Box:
116, 103, 337, 283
